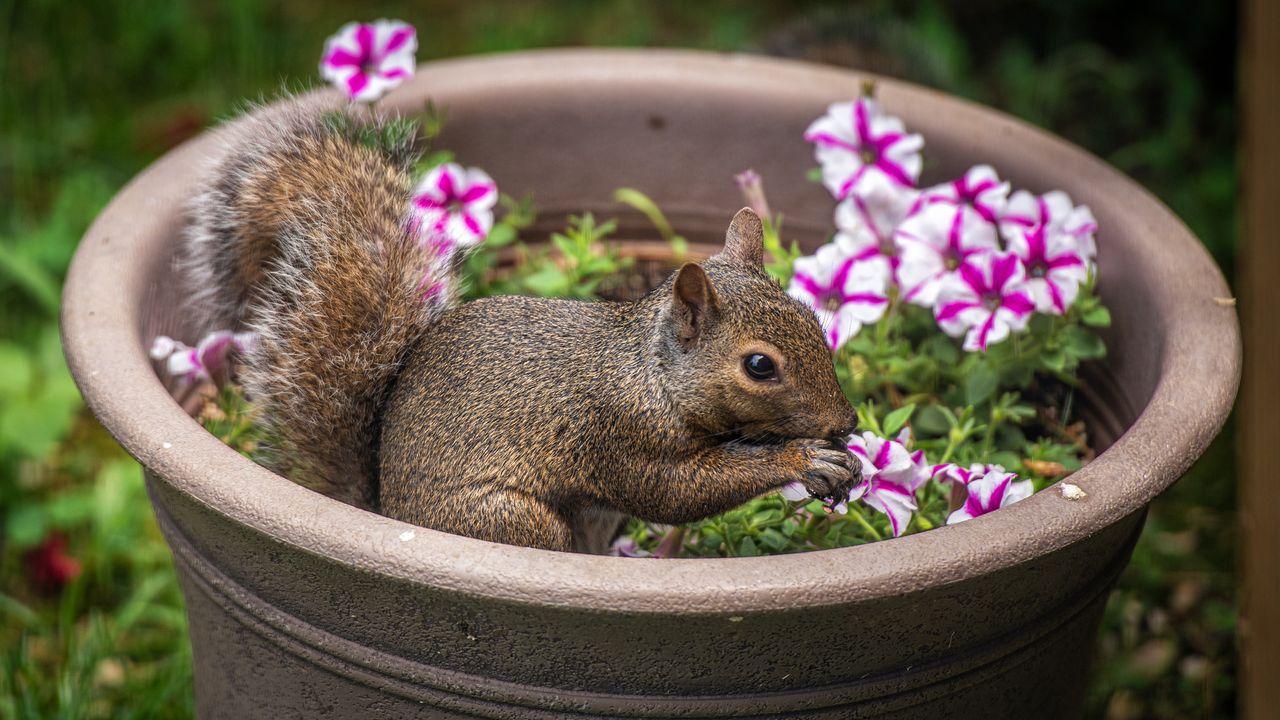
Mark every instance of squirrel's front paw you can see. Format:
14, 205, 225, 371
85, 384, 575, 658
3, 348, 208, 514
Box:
790, 439, 863, 503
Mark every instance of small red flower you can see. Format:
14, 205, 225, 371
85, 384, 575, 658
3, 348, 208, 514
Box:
23, 533, 82, 594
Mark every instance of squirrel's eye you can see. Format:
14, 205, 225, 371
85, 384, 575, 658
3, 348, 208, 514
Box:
743, 353, 777, 381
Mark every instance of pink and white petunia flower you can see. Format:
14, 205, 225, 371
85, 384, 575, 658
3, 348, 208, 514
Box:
781, 429, 931, 523
780, 470, 869, 516
151, 330, 257, 384
847, 430, 930, 537
609, 537, 651, 558
931, 462, 1005, 487
901, 431, 937, 487
833, 176, 918, 268
788, 243, 892, 350
805, 98, 924, 202
894, 202, 1000, 307
148, 336, 180, 362
1004, 196, 1091, 315
408, 163, 499, 251
320, 20, 417, 102
909, 165, 1010, 230
1008, 204, 1090, 313
781, 477, 870, 516
780, 482, 813, 504
999, 190, 1098, 262
934, 251, 1036, 352
945, 465, 1033, 524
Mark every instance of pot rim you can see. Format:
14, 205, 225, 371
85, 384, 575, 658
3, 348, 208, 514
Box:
61, 48, 1240, 614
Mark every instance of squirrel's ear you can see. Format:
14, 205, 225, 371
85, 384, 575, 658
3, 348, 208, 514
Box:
723, 207, 765, 267
671, 263, 720, 350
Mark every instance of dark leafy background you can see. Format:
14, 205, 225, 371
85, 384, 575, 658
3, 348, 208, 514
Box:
0, 1, 1236, 717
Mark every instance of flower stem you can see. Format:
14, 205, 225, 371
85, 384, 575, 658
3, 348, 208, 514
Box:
653, 526, 686, 559
939, 434, 961, 465
981, 413, 1000, 456
849, 505, 883, 542
802, 508, 823, 536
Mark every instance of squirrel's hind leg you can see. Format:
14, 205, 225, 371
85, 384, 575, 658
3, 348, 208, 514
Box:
571, 506, 628, 555
445, 490, 575, 552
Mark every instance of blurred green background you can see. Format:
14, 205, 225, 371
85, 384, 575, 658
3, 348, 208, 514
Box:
0, 1, 1237, 717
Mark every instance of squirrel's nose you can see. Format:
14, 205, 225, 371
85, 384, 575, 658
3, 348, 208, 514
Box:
828, 410, 858, 442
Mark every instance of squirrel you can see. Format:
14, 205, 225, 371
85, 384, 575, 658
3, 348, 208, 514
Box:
181, 97, 862, 553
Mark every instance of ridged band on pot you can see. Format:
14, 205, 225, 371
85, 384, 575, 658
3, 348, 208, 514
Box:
61, 49, 1239, 718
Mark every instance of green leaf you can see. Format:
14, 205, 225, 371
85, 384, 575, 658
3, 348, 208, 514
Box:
758, 528, 788, 551
920, 334, 960, 365
419, 99, 448, 139
964, 363, 1000, 407
0, 343, 34, 396
1081, 305, 1112, 327
521, 265, 570, 297
45, 489, 98, 528
497, 193, 537, 230
414, 149, 454, 174
988, 451, 1021, 470
93, 459, 139, 539
551, 233, 578, 260
1042, 347, 1068, 373
0, 243, 61, 316
0, 396, 74, 459
485, 223, 516, 248
1003, 362, 1036, 388
751, 508, 781, 525
0, 593, 38, 627
614, 187, 681, 244
765, 239, 801, 285
882, 403, 917, 438
5, 504, 47, 547
854, 401, 883, 436
1062, 326, 1107, 360
735, 536, 760, 557
995, 423, 1028, 451
698, 530, 724, 550
913, 404, 952, 436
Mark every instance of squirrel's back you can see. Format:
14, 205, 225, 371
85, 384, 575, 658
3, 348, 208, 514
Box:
183, 99, 448, 508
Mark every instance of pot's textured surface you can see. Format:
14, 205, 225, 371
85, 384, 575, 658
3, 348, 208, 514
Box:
62, 50, 1239, 719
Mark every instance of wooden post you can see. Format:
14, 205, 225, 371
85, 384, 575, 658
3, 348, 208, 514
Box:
1242, 0, 1279, 715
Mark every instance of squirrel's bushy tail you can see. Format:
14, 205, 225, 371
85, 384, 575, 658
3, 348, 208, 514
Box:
182, 97, 451, 509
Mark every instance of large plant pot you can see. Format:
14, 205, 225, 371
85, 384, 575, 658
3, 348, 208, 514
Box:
62, 49, 1239, 718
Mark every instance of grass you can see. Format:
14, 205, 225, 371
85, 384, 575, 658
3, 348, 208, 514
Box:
0, 2, 1237, 718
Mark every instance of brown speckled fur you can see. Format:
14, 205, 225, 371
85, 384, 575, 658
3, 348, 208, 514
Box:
186, 102, 860, 552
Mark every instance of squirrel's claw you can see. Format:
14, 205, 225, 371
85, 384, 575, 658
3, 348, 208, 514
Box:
792, 439, 857, 502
